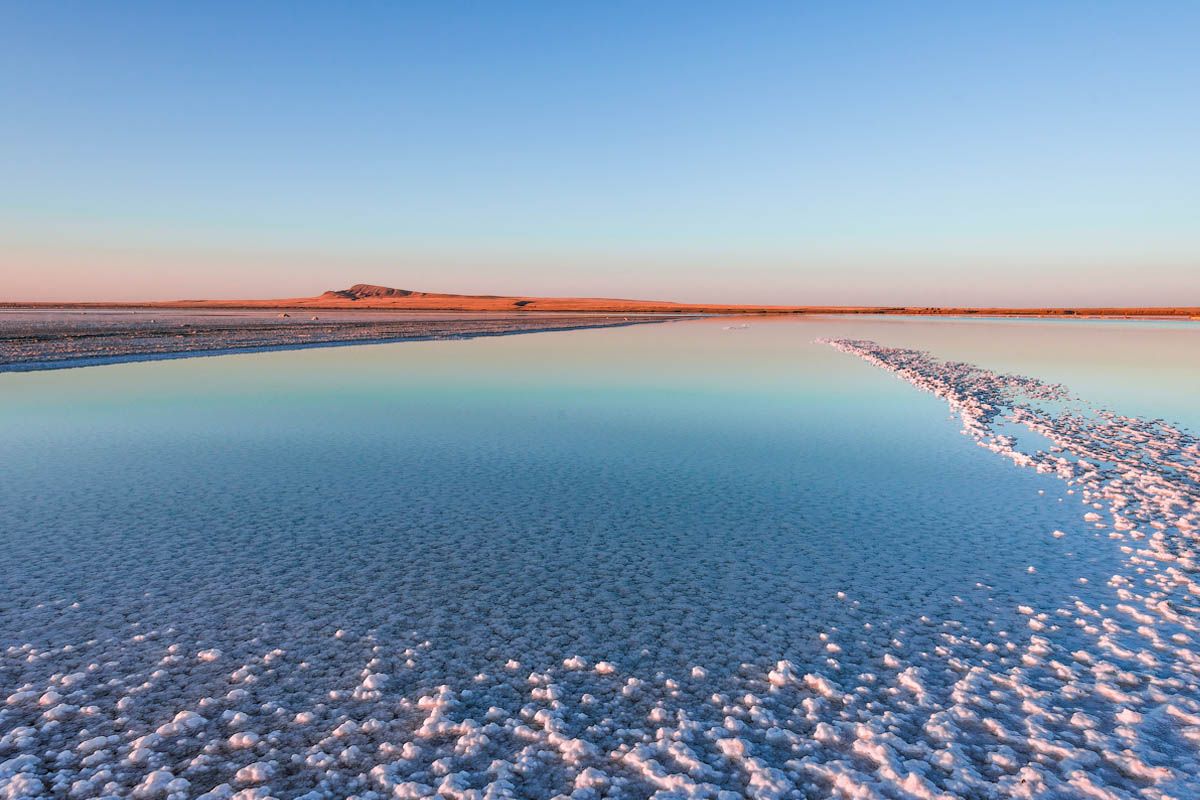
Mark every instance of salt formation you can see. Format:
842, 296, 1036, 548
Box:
0, 311, 668, 372
815, 338, 1199, 795
1, 338, 1198, 798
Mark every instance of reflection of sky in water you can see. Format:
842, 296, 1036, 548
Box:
4, 316, 1187, 673
2, 316, 1197, 796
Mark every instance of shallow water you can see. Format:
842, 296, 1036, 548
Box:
1, 317, 1197, 799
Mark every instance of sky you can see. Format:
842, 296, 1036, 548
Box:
2, 2, 1198, 305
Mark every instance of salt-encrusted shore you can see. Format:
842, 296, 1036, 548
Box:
817, 338, 1199, 797
0, 311, 672, 373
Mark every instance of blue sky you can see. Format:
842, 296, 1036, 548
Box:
3, 2, 1198, 303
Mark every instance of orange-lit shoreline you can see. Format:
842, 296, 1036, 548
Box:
3, 283, 1197, 319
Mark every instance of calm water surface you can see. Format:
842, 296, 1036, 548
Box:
2, 316, 1195, 669
1, 316, 1196, 798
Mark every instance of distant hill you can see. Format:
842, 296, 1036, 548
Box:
319, 284, 506, 301
128, 284, 814, 314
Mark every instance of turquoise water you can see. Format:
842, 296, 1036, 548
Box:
0, 316, 1196, 798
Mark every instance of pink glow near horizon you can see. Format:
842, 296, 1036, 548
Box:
6, 243, 1197, 307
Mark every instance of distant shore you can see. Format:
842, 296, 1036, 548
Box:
3, 280, 1197, 320
4, 305, 1197, 319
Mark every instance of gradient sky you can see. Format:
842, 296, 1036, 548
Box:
3, 2, 1198, 304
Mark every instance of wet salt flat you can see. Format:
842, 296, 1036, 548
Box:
0, 309, 666, 372
1, 317, 1198, 799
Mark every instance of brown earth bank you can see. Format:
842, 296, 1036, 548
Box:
3, 283, 1198, 318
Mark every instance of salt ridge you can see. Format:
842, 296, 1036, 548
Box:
817, 338, 1199, 798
